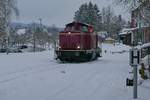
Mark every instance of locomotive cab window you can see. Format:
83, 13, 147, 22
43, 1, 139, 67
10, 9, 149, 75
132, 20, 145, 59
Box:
65, 26, 72, 31
64, 22, 93, 33
81, 26, 88, 33
65, 24, 80, 32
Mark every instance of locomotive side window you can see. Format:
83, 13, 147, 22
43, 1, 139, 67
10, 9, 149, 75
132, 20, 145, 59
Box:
65, 24, 80, 32
88, 26, 93, 33
65, 26, 72, 31
64, 22, 94, 33
81, 26, 88, 33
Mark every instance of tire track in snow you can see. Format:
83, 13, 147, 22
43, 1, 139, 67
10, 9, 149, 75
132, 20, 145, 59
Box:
0, 61, 65, 84
0, 59, 100, 84
45, 83, 73, 100
45, 62, 105, 100
0, 60, 56, 77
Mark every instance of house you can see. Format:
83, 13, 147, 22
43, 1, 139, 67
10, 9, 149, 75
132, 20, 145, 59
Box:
16, 29, 26, 35
120, 1, 150, 46
131, 1, 150, 44
119, 28, 133, 45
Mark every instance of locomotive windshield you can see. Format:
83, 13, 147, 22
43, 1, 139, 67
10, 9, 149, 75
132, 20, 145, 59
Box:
64, 22, 93, 33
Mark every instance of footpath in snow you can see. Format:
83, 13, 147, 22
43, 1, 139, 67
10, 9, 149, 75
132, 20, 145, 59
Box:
0, 43, 150, 100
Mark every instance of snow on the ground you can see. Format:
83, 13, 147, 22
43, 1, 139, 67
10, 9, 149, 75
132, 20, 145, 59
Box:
0, 43, 149, 100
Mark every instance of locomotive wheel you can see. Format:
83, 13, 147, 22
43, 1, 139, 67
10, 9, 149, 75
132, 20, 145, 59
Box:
56, 50, 99, 62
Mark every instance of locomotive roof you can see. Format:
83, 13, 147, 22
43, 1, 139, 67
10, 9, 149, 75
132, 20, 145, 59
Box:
66, 21, 92, 27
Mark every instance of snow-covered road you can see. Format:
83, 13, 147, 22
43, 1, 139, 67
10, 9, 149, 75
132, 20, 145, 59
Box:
0, 44, 150, 100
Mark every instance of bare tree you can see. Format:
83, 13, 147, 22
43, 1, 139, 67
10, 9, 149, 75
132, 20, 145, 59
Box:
0, 0, 19, 49
115, 0, 149, 8
101, 6, 126, 37
115, 0, 150, 24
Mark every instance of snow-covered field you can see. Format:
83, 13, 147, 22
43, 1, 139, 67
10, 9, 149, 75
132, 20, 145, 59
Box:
0, 43, 150, 100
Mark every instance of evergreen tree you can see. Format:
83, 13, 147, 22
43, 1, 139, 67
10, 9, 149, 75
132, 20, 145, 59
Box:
74, 2, 102, 32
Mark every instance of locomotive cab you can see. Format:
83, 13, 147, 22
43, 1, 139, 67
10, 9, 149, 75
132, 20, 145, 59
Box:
55, 22, 101, 62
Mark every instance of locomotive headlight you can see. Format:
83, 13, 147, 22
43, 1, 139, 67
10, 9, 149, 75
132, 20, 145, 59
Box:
68, 32, 71, 34
77, 46, 80, 49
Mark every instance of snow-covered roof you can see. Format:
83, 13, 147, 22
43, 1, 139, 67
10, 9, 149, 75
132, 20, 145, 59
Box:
17, 29, 26, 35
119, 27, 140, 35
119, 30, 132, 35
119, 31, 130, 35
135, 42, 150, 49
122, 28, 137, 31
141, 42, 150, 49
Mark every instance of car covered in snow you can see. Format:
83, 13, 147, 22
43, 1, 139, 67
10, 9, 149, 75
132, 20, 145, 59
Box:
8, 47, 22, 53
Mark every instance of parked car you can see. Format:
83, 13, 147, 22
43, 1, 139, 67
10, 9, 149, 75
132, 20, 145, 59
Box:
20, 45, 28, 49
0, 48, 6, 53
8, 47, 22, 53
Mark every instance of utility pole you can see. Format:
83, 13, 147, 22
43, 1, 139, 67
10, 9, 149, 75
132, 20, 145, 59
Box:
130, 46, 139, 99
38, 18, 42, 26
38, 18, 43, 32
133, 0, 138, 99
133, 65, 138, 99
32, 22, 36, 52
130, 15, 138, 99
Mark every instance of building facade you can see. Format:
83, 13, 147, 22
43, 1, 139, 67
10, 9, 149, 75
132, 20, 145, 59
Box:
131, 1, 150, 44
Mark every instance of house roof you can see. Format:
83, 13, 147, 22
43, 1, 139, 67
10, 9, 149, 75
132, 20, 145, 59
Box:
119, 26, 149, 36
119, 28, 135, 35
141, 42, 150, 49
17, 29, 26, 35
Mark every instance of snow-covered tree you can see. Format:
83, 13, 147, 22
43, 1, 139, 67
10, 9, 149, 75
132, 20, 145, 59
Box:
0, 0, 19, 48
74, 2, 102, 31
101, 6, 126, 37
0, 0, 19, 33
115, 0, 150, 23
115, 0, 149, 9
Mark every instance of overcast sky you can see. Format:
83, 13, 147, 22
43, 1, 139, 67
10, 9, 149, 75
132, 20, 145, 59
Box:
12, 0, 130, 27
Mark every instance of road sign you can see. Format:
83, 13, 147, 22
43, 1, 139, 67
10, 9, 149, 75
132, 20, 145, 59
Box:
130, 48, 140, 66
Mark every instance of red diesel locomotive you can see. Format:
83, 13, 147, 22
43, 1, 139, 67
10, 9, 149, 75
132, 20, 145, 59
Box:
55, 22, 101, 61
